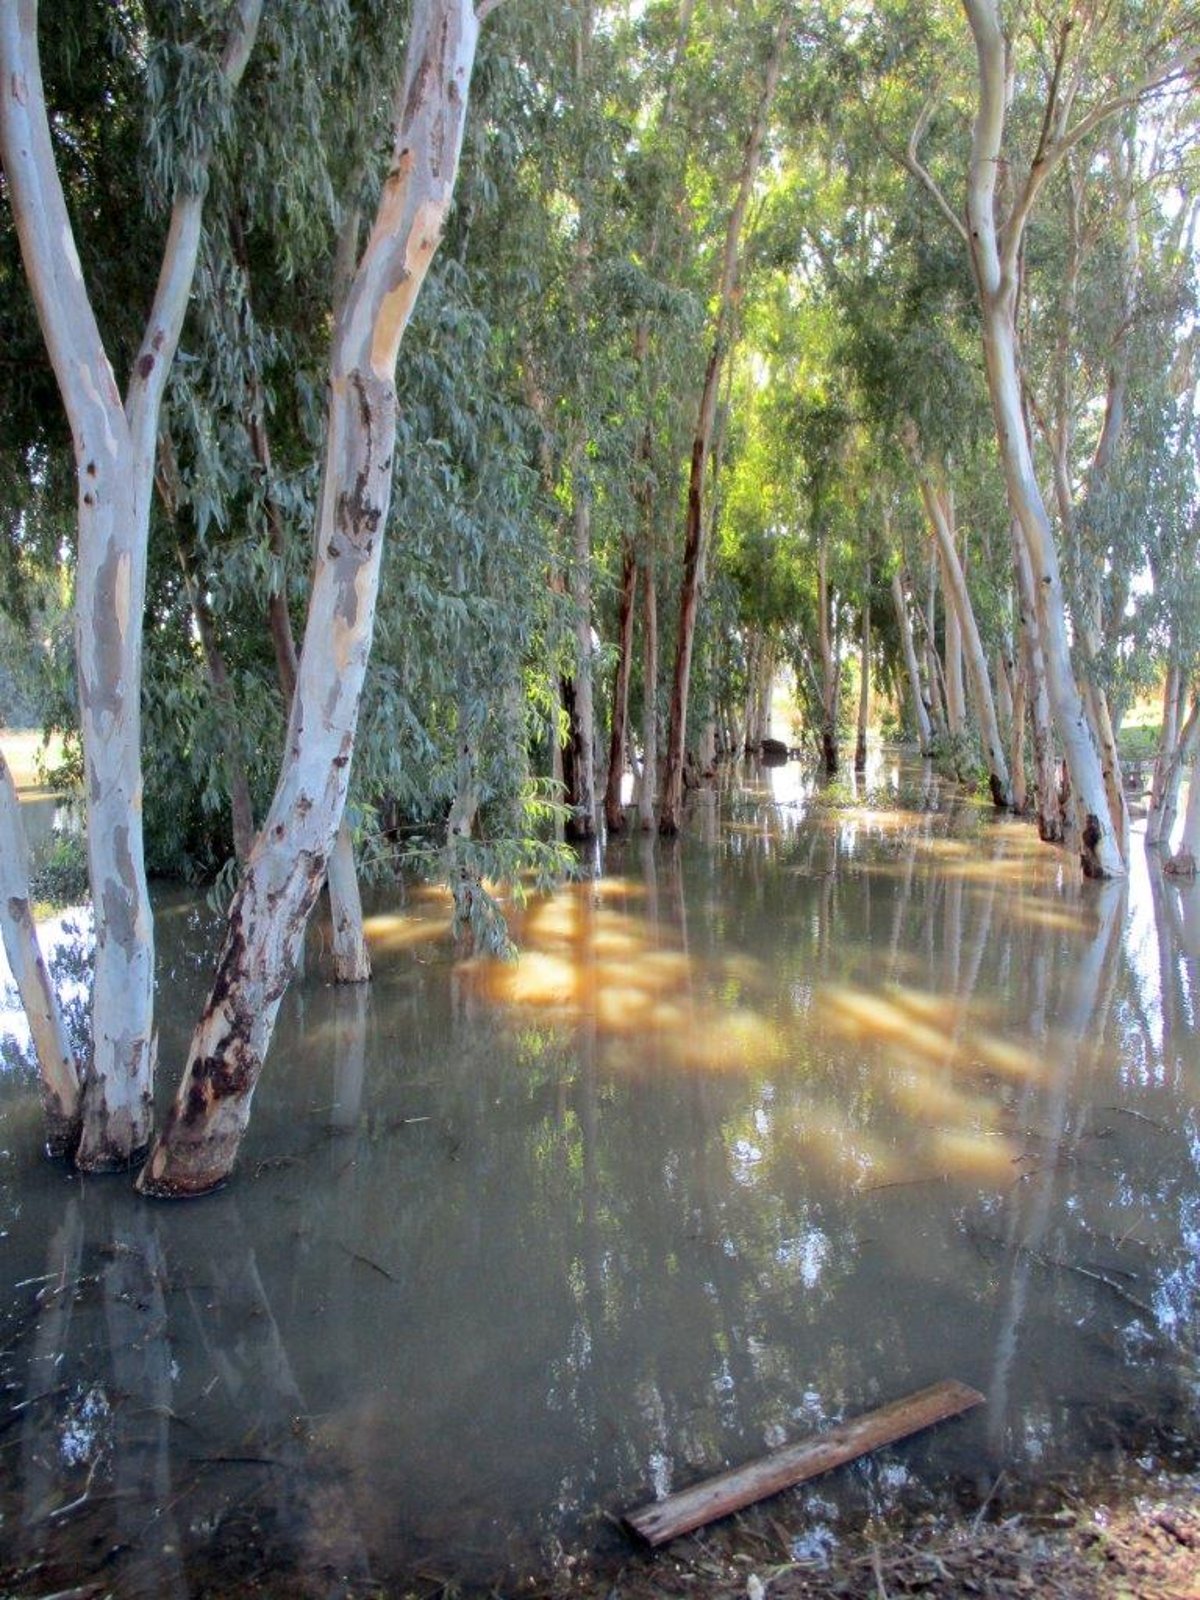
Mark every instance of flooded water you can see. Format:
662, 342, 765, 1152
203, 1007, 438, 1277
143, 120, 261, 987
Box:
1, 760, 1198, 1595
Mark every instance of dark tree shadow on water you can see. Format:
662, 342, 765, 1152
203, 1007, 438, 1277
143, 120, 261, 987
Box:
1, 1185, 376, 1598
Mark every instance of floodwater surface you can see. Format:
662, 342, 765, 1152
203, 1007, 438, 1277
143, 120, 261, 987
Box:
0, 762, 1198, 1594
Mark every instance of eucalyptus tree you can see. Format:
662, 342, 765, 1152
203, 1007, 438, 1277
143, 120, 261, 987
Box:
0, 0, 263, 1166
139, 0, 502, 1197
902, 0, 1200, 875
659, 7, 788, 834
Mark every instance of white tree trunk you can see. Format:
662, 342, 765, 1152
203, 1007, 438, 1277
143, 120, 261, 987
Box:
962, 0, 1125, 876
942, 566, 966, 735
0, 754, 80, 1152
916, 463, 1010, 806
140, 0, 484, 1196
327, 824, 371, 982
1168, 761, 1200, 876
0, 0, 263, 1166
891, 570, 933, 754
1149, 692, 1200, 855
1146, 663, 1183, 848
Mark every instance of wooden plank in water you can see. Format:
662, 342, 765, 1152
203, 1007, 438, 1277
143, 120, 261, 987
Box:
623, 1378, 985, 1547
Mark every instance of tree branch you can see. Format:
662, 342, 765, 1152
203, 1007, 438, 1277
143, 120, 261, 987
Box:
1003, 43, 1200, 264
903, 98, 970, 247
126, 0, 264, 453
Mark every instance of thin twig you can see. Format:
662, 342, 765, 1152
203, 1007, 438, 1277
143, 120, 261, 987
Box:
337, 1243, 397, 1282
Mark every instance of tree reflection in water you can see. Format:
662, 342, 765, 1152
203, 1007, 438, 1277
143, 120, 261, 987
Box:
0, 765, 1197, 1591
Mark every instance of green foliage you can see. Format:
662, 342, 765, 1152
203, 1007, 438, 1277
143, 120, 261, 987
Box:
29, 830, 89, 911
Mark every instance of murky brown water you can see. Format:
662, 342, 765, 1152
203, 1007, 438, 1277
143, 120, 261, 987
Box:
1, 761, 1197, 1594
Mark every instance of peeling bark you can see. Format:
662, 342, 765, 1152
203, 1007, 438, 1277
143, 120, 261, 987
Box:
0, 0, 264, 1168
140, 0, 484, 1196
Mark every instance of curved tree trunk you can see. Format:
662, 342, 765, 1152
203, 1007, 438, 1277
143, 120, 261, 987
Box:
962, 0, 1125, 876
0, 753, 81, 1153
140, 0, 484, 1197
0, 0, 263, 1167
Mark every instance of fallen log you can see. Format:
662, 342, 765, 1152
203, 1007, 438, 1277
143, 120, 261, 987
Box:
623, 1378, 985, 1547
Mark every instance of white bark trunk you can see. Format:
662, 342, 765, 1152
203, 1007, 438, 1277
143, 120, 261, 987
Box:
327, 824, 371, 982
140, 0, 482, 1196
0, 0, 263, 1166
1149, 692, 1200, 855
916, 464, 1010, 806
962, 0, 1125, 876
1146, 663, 1183, 848
0, 754, 80, 1151
943, 567, 966, 735
1169, 760, 1200, 875
1012, 526, 1060, 841
891, 570, 933, 754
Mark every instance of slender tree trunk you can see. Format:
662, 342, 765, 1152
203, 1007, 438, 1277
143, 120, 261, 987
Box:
1146, 662, 1183, 847
1148, 691, 1200, 855
660, 19, 786, 834
818, 536, 839, 774
891, 569, 933, 754
0, 753, 80, 1152
1012, 526, 1060, 842
942, 561, 966, 735
1168, 761, 1200, 875
0, 0, 263, 1167
639, 558, 659, 832
604, 540, 638, 833
1010, 650, 1028, 814
923, 549, 948, 738
912, 450, 1010, 805
962, 0, 1125, 876
855, 588, 870, 773
140, 0, 484, 1197
563, 488, 597, 840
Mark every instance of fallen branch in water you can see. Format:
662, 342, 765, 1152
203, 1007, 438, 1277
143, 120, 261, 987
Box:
623, 1379, 985, 1546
